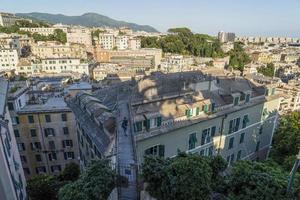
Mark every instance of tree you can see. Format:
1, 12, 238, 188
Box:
271, 111, 300, 170
52, 29, 67, 44
228, 42, 251, 71
225, 161, 291, 200
58, 160, 116, 200
27, 175, 62, 200
59, 162, 80, 182
142, 153, 213, 200
257, 63, 275, 77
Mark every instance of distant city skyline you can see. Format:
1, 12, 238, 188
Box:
1, 0, 300, 37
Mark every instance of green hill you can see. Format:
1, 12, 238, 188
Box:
16, 12, 158, 32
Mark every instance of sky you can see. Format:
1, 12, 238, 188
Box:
1, 0, 300, 37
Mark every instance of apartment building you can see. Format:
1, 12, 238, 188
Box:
93, 48, 162, 68
236, 36, 300, 44
0, 79, 27, 200
98, 33, 115, 50
66, 91, 116, 169
115, 35, 129, 50
7, 83, 79, 178
31, 42, 87, 59
128, 37, 141, 50
67, 28, 92, 46
0, 48, 19, 71
40, 58, 89, 75
218, 31, 236, 43
110, 55, 155, 69
130, 72, 280, 165
0, 12, 18, 27
19, 27, 68, 36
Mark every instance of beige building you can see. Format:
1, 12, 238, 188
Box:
0, 12, 18, 27
8, 83, 79, 178
67, 27, 92, 46
0, 79, 27, 200
31, 42, 87, 59
19, 27, 68, 36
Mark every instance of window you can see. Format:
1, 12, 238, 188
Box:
230, 154, 235, 163
20, 155, 27, 163
185, 109, 193, 118
48, 152, 57, 161
156, 116, 162, 127
245, 94, 251, 103
17, 143, 25, 151
23, 168, 30, 175
8, 102, 14, 111
62, 140, 73, 148
134, 121, 142, 132
240, 132, 245, 144
203, 104, 210, 113
271, 88, 276, 95
196, 107, 200, 115
201, 126, 216, 145
49, 141, 55, 149
256, 141, 260, 152
229, 118, 240, 134
36, 166, 46, 174
259, 126, 263, 134
51, 165, 61, 172
234, 96, 239, 106
30, 142, 41, 150
35, 154, 42, 162
45, 114, 51, 122
188, 133, 197, 150
237, 150, 242, 161
211, 103, 216, 112
14, 129, 20, 137
145, 145, 165, 157
240, 93, 245, 101
228, 137, 234, 149
64, 152, 75, 160
61, 113, 67, 121
44, 128, 55, 137
28, 115, 34, 123
242, 115, 249, 128
63, 127, 69, 135
12, 117, 20, 125
30, 129, 37, 137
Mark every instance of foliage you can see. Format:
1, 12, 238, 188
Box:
59, 162, 80, 182
142, 153, 213, 200
258, 63, 275, 77
58, 160, 116, 200
141, 27, 224, 58
15, 19, 50, 28
27, 175, 62, 200
225, 161, 291, 200
91, 29, 106, 39
228, 42, 251, 71
271, 111, 300, 170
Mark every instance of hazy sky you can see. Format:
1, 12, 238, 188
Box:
1, 0, 300, 37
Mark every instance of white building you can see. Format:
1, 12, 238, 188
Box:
0, 12, 18, 27
19, 27, 68, 36
98, 33, 115, 50
0, 79, 27, 200
128, 37, 141, 50
0, 48, 19, 71
115, 35, 129, 50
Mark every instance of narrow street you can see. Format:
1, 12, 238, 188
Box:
117, 100, 138, 200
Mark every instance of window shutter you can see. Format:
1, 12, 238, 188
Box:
211, 126, 216, 137
196, 107, 200, 115
157, 117, 162, 127
44, 129, 48, 137
229, 120, 233, 134
70, 140, 73, 147
158, 145, 165, 157
62, 141, 65, 148
64, 152, 67, 160
235, 118, 240, 132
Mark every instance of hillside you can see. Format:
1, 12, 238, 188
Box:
16, 12, 158, 32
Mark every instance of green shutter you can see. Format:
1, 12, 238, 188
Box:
158, 145, 165, 157
145, 119, 150, 130
157, 117, 162, 127
204, 105, 209, 113
211, 103, 215, 112
245, 94, 250, 102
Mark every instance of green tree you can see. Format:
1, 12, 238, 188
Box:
58, 160, 116, 200
228, 42, 251, 71
27, 175, 62, 200
142, 153, 213, 200
59, 162, 80, 182
226, 161, 291, 200
271, 111, 300, 170
257, 63, 275, 77
52, 29, 67, 44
